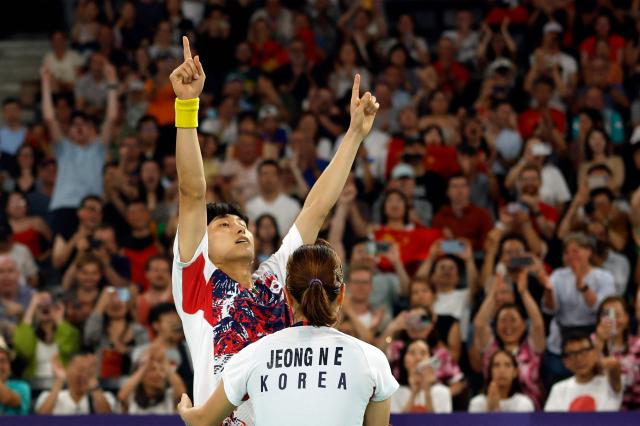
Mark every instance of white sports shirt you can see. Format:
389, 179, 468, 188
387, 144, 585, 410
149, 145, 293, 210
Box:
222, 324, 399, 426
172, 225, 303, 424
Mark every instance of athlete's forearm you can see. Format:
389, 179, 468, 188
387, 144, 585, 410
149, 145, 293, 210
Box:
295, 130, 362, 244
177, 127, 206, 197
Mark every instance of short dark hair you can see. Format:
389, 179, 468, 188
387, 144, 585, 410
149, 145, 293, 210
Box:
145, 254, 170, 271
561, 330, 593, 357
148, 302, 177, 325
206, 202, 249, 226
257, 159, 281, 174
589, 187, 614, 201
80, 195, 103, 208
136, 115, 158, 131
448, 173, 468, 186
2, 97, 20, 108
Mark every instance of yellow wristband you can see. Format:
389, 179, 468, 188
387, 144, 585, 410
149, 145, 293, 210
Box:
175, 98, 199, 128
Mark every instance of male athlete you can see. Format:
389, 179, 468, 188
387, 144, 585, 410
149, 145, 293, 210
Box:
170, 37, 379, 424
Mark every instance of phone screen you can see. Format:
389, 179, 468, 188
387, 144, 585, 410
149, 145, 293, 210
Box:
441, 240, 464, 254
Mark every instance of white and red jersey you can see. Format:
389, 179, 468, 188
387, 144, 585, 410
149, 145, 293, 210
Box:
172, 225, 303, 424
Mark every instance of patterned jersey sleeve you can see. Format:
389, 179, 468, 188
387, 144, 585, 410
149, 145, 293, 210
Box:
253, 224, 303, 284
172, 230, 216, 357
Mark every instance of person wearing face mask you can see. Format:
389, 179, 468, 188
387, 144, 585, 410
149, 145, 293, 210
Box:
469, 349, 534, 412
390, 339, 453, 413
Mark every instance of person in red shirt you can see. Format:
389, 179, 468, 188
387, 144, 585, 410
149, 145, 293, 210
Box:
579, 14, 625, 66
515, 164, 558, 241
518, 76, 565, 140
121, 201, 161, 291
432, 174, 493, 251
432, 36, 470, 96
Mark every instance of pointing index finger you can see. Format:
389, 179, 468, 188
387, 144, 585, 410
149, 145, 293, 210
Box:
182, 36, 192, 62
351, 73, 361, 102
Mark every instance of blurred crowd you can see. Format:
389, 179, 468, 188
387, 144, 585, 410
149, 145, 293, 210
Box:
1, 0, 640, 416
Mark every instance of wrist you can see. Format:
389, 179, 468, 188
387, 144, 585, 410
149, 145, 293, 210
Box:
175, 98, 199, 128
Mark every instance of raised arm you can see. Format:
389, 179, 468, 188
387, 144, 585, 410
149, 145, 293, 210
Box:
40, 67, 64, 143
100, 62, 119, 145
170, 36, 207, 262
294, 74, 379, 244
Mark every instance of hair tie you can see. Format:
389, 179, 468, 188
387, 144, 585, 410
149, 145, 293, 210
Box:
308, 278, 323, 287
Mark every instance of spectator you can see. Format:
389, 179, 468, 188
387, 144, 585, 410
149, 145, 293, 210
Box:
6, 191, 52, 262
253, 214, 281, 265
328, 41, 372, 100
121, 201, 161, 291
219, 131, 260, 202
12, 292, 80, 384
373, 163, 433, 226
390, 339, 453, 413
513, 164, 558, 241
542, 233, 616, 383
573, 87, 624, 146
83, 286, 149, 388
577, 128, 625, 194
41, 31, 83, 91
5, 144, 39, 195
431, 174, 493, 251
92, 223, 132, 287
41, 64, 116, 237
61, 253, 104, 312
74, 54, 113, 116
432, 36, 470, 97
136, 255, 172, 327
118, 346, 186, 414
586, 221, 630, 297
469, 349, 535, 412
51, 195, 103, 269
0, 98, 27, 163
545, 332, 622, 412
35, 352, 116, 414
0, 256, 33, 339
505, 138, 571, 209
416, 245, 478, 340
0, 336, 30, 415
518, 76, 566, 142
383, 305, 465, 400
382, 14, 429, 65
70, 0, 100, 51
593, 297, 640, 410
471, 268, 546, 408
25, 157, 56, 221
0, 225, 38, 287
579, 14, 625, 66
246, 160, 301, 235
442, 10, 479, 66
344, 264, 388, 337
250, 0, 293, 44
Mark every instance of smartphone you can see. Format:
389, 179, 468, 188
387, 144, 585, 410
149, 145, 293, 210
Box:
607, 307, 617, 336
588, 175, 609, 190
506, 202, 529, 215
416, 356, 441, 373
375, 241, 391, 254
407, 313, 432, 330
531, 143, 552, 157
441, 240, 465, 254
508, 256, 533, 269
116, 288, 130, 302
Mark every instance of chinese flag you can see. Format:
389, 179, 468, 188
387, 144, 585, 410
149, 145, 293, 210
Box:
374, 226, 443, 274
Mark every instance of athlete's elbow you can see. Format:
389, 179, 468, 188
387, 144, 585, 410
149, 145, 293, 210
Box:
179, 179, 207, 199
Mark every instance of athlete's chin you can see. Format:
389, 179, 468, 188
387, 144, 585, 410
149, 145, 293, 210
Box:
229, 244, 255, 261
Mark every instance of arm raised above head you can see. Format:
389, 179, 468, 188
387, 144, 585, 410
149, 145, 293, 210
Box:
172, 36, 208, 262
294, 74, 379, 244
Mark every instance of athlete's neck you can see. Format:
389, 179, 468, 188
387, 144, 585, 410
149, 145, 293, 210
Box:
219, 261, 253, 288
